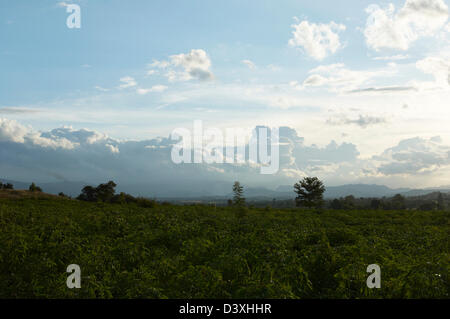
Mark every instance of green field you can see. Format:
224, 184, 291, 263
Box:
0, 193, 449, 298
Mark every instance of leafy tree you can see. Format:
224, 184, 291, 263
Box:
77, 185, 98, 202
77, 181, 117, 202
370, 199, 382, 210
330, 199, 342, 210
29, 182, 42, 192
419, 202, 436, 211
95, 181, 117, 202
3, 183, 13, 190
294, 177, 325, 208
232, 181, 245, 206
391, 194, 406, 210
343, 195, 355, 209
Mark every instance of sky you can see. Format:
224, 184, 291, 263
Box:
1, 0, 450, 191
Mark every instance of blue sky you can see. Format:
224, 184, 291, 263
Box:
1, 0, 450, 189
0, 0, 420, 105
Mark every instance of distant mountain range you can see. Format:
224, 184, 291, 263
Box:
1, 178, 449, 200
276, 184, 450, 199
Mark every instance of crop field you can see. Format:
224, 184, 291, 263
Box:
0, 193, 449, 299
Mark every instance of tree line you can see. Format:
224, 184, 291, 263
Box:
231, 177, 326, 209
77, 181, 157, 208
232, 177, 448, 211
1, 178, 448, 211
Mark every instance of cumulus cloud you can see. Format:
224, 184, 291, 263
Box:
364, 0, 449, 51
416, 56, 450, 87
106, 144, 120, 154
374, 136, 450, 174
150, 49, 214, 82
0, 118, 76, 149
0, 119, 361, 194
0, 118, 29, 143
289, 20, 346, 60
2, 118, 450, 195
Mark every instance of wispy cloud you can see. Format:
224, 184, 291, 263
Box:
347, 86, 417, 94
242, 59, 256, 69
118, 76, 137, 89
136, 85, 168, 95
0, 107, 40, 114
327, 114, 388, 128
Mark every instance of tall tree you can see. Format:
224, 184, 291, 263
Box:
232, 181, 245, 207
294, 177, 325, 208
96, 181, 117, 202
77, 185, 97, 202
391, 194, 406, 210
29, 182, 42, 192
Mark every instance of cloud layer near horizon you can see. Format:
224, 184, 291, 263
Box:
1, 118, 449, 195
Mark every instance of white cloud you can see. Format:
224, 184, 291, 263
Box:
149, 60, 170, 69
2, 118, 450, 192
373, 54, 410, 60
301, 63, 396, 92
94, 86, 110, 92
302, 74, 329, 87
327, 114, 388, 128
150, 49, 214, 82
289, 20, 346, 60
56, 1, 70, 7
136, 85, 168, 95
0, 107, 40, 114
364, 0, 449, 51
106, 144, 120, 154
374, 136, 450, 175
0, 118, 28, 143
119, 76, 137, 89
0, 118, 76, 149
242, 59, 256, 69
416, 56, 450, 87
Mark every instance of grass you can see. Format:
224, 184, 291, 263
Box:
0, 191, 449, 298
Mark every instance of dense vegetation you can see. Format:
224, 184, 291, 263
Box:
0, 191, 448, 298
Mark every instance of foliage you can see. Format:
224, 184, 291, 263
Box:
77, 181, 117, 202
232, 181, 246, 207
294, 177, 325, 209
76, 181, 156, 208
0, 195, 448, 299
0, 182, 14, 190
29, 183, 42, 193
